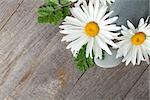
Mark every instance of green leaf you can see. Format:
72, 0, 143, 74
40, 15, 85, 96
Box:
37, 0, 71, 25
74, 45, 94, 72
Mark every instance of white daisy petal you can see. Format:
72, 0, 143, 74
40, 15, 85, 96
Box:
82, 0, 88, 9
86, 38, 94, 58
103, 17, 118, 25
116, 40, 131, 58
100, 35, 118, 48
116, 48, 123, 58
123, 42, 132, 57
146, 24, 150, 29
93, 39, 102, 59
96, 6, 108, 21
141, 45, 150, 64
122, 47, 133, 66
101, 11, 113, 21
121, 30, 132, 36
76, 7, 89, 22
66, 35, 89, 49
117, 39, 129, 47
101, 30, 120, 37
89, 0, 94, 20
71, 8, 87, 22
59, 25, 83, 30
64, 16, 84, 26
139, 23, 148, 30
96, 36, 112, 55
144, 40, 150, 48
74, 0, 115, 7
125, 56, 132, 66
81, 5, 90, 19
60, 30, 83, 34
121, 25, 128, 31
137, 47, 144, 65
127, 20, 135, 30
138, 18, 145, 27
101, 25, 121, 31
100, 31, 115, 39
131, 46, 138, 65
61, 33, 82, 42
94, 0, 100, 20
69, 37, 90, 57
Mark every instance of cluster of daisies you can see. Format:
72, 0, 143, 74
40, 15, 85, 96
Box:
59, 0, 150, 66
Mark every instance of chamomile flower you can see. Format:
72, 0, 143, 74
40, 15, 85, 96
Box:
60, 0, 121, 59
116, 18, 150, 66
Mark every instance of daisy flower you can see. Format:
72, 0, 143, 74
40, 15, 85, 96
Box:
59, 0, 121, 59
116, 18, 150, 66
74, 0, 115, 6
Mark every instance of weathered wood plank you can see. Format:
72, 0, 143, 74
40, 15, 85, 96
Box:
65, 63, 149, 100
0, 0, 83, 99
0, 0, 60, 99
124, 66, 149, 100
6, 34, 82, 100
0, 0, 24, 30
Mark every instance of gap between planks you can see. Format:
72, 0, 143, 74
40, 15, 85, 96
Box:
0, 0, 24, 31
65, 62, 149, 100
66, 64, 149, 100
123, 65, 150, 99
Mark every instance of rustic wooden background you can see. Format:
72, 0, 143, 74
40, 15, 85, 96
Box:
0, 0, 149, 100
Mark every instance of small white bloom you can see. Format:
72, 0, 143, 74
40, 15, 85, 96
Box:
60, 0, 120, 59
116, 18, 150, 66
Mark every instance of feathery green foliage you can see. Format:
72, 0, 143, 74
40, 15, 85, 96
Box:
74, 45, 94, 72
37, 0, 71, 25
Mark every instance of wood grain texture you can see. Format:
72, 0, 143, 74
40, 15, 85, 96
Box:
0, 0, 24, 30
0, 0, 57, 99
65, 63, 149, 100
0, 0, 83, 99
8, 34, 82, 100
124, 66, 149, 100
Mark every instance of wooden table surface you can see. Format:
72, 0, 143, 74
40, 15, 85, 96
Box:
0, 0, 149, 100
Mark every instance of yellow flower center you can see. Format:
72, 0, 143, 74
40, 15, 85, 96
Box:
84, 21, 100, 37
131, 32, 146, 46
